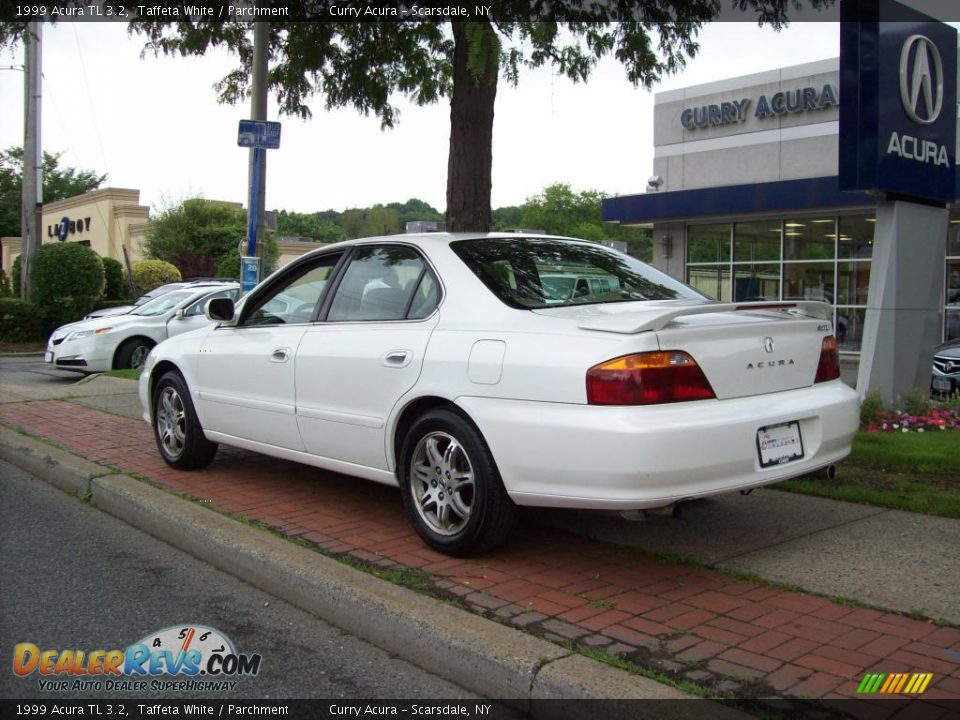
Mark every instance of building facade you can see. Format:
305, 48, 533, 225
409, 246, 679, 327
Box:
603, 58, 960, 352
1, 187, 151, 273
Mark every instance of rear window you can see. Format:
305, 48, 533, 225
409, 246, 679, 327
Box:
450, 238, 704, 309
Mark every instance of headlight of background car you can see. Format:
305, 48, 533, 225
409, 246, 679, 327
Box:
67, 327, 112, 341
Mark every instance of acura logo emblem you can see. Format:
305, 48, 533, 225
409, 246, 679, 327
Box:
762, 337, 775, 354
899, 34, 944, 125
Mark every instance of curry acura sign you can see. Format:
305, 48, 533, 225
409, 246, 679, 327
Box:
47, 216, 92, 242
839, 0, 957, 204
679, 84, 838, 131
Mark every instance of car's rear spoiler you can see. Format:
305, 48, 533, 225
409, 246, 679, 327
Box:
578, 301, 833, 334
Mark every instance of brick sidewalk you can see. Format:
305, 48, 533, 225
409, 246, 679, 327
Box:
3, 399, 958, 716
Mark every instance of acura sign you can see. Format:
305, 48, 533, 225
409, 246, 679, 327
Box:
839, 0, 957, 204
899, 35, 943, 125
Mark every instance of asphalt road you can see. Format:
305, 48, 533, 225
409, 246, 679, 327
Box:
0, 459, 492, 702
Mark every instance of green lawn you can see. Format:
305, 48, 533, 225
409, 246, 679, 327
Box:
101, 368, 142, 380
775, 430, 960, 518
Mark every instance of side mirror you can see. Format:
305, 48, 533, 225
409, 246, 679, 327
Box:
175, 308, 186, 319
206, 298, 235, 322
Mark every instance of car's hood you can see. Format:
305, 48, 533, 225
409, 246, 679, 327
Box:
935, 343, 960, 359
62, 312, 158, 334
86, 305, 135, 319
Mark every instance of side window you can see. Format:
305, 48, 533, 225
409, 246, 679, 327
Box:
407, 272, 440, 320
327, 246, 429, 322
183, 288, 238, 317
242, 254, 342, 326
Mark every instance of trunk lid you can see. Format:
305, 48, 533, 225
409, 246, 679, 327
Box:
534, 300, 833, 400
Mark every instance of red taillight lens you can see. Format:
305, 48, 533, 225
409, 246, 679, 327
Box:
586, 351, 716, 405
815, 335, 840, 383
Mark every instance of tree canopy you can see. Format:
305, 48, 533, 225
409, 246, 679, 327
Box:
0, 146, 107, 238
144, 197, 279, 278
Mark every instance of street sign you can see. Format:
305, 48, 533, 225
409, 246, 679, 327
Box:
237, 120, 282, 150
240, 256, 261, 295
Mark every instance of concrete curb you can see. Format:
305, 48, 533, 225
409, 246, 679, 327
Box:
0, 426, 749, 718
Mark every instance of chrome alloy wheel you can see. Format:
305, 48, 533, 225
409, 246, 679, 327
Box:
156, 386, 186, 460
409, 431, 475, 536
130, 344, 150, 369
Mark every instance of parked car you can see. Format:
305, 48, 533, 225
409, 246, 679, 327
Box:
47, 283, 239, 373
139, 234, 860, 556
931, 339, 960, 397
84, 278, 237, 320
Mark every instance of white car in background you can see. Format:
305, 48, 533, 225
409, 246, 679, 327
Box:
139, 234, 860, 556
47, 283, 239, 373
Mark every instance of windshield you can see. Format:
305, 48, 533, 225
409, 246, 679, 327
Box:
450, 238, 704, 309
131, 290, 195, 317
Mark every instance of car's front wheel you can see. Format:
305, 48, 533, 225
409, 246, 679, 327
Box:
152, 371, 218, 470
115, 337, 154, 370
399, 409, 517, 556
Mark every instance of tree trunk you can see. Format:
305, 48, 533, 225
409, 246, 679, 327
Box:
446, 22, 498, 233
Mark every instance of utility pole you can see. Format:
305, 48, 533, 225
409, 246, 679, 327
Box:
20, 21, 42, 300
248, 21, 268, 267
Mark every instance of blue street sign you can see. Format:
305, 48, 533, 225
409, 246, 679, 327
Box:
237, 120, 282, 149
240, 256, 261, 295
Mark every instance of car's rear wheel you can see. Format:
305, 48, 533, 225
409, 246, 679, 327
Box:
115, 338, 154, 370
399, 409, 517, 556
153, 371, 217, 469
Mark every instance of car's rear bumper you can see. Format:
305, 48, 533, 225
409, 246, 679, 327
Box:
457, 381, 860, 509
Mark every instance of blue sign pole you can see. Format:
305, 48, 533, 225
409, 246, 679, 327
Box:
246, 146, 263, 258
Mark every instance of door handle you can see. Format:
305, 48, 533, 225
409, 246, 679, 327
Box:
271, 347, 291, 363
382, 350, 412, 368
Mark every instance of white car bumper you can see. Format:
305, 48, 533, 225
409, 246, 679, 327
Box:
47, 334, 112, 373
457, 381, 860, 510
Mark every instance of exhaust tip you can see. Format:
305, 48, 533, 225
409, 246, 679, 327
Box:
824, 464, 837, 480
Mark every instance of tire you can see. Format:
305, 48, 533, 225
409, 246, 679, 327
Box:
399, 408, 518, 556
152, 371, 218, 470
115, 338, 154, 370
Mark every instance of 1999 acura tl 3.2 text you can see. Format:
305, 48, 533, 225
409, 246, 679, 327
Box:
139, 234, 860, 555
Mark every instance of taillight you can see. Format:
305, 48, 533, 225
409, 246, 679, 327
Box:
586, 351, 716, 405
815, 335, 840, 383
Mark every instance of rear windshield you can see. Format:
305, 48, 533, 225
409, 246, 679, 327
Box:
450, 238, 704, 309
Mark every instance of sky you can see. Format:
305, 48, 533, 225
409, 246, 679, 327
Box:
0, 21, 841, 216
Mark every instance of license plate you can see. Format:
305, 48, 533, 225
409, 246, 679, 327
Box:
757, 421, 804, 468
933, 377, 952, 392
44, 351, 53, 363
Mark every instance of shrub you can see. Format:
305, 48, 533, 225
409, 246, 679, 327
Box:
11, 255, 22, 297
31, 242, 105, 331
0, 298, 43, 342
101, 256, 126, 300
132, 259, 181, 296
0, 268, 11, 297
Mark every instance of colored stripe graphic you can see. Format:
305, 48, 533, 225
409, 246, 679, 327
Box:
857, 672, 933, 694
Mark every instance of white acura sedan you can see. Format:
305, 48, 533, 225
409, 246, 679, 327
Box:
47, 283, 239, 373
139, 234, 860, 555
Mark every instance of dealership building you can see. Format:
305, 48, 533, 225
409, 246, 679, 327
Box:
603, 56, 960, 354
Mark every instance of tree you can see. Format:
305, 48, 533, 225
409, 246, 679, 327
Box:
1, 4, 828, 232
0, 146, 106, 238
144, 198, 279, 278
518, 183, 652, 258
275, 209, 345, 242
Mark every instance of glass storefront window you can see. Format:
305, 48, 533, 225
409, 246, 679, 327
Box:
687, 266, 730, 301
838, 215, 874, 260
734, 222, 781, 262
836, 307, 866, 352
837, 261, 871, 306
783, 262, 835, 302
783, 218, 835, 261
948, 223, 960, 256
733, 263, 780, 301
687, 224, 731, 263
